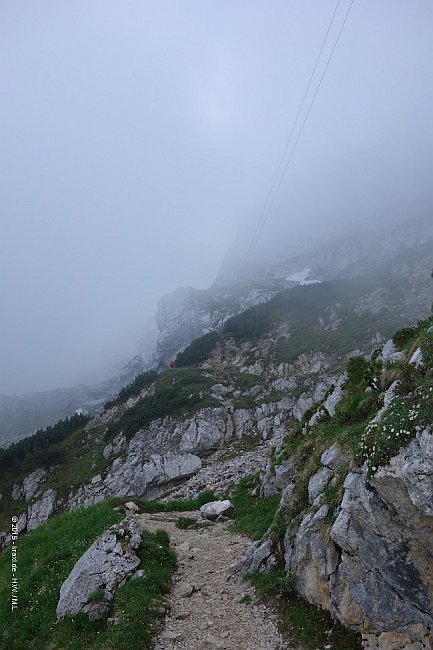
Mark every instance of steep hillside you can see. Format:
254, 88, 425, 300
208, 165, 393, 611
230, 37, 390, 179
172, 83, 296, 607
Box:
1, 258, 432, 649
155, 215, 433, 364
0, 355, 147, 449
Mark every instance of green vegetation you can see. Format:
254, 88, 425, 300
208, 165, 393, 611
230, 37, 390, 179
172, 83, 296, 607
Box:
224, 275, 402, 347
0, 422, 114, 531
247, 569, 295, 598
359, 319, 433, 476
104, 370, 158, 409
231, 475, 280, 540
393, 326, 418, 350
233, 395, 257, 409
246, 570, 361, 649
234, 372, 264, 390
106, 368, 220, 441
134, 489, 216, 513
273, 312, 396, 363
176, 516, 196, 530
0, 501, 176, 650
175, 332, 219, 367
0, 414, 90, 474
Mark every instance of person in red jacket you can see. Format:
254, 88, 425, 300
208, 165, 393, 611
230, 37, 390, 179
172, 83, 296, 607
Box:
169, 360, 175, 369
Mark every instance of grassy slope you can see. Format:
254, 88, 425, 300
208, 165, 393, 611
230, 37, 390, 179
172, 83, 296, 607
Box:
0, 500, 176, 650
0, 425, 111, 531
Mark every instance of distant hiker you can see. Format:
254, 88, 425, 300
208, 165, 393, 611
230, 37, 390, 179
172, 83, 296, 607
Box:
169, 360, 175, 369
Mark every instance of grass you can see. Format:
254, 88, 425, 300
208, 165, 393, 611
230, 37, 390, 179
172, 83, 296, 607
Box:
0, 425, 111, 531
176, 516, 196, 530
133, 489, 216, 513
106, 368, 221, 441
359, 375, 433, 476
0, 501, 176, 650
247, 570, 361, 649
230, 475, 280, 540
233, 395, 257, 409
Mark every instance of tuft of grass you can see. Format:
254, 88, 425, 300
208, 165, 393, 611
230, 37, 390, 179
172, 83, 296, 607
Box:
233, 396, 257, 409
247, 569, 295, 598
279, 593, 361, 649
176, 516, 196, 530
247, 568, 361, 649
134, 489, 216, 514
230, 475, 280, 540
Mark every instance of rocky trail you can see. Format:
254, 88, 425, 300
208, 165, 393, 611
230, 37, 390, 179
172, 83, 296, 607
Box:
136, 511, 289, 650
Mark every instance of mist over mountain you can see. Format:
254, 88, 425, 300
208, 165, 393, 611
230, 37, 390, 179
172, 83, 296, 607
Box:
1, 1, 433, 397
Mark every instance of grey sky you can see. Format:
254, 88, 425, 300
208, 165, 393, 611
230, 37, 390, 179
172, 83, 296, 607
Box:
1, 1, 432, 393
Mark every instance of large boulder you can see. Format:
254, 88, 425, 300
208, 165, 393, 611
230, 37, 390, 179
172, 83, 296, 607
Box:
200, 500, 235, 521
56, 518, 142, 620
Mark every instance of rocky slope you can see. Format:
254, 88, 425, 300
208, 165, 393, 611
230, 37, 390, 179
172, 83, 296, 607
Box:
230, 320, 433, 649
155, 215, 433, 364
1, 224, 432, 648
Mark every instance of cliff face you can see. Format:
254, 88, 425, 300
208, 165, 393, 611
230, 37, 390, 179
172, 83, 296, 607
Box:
282, 430, 433, 649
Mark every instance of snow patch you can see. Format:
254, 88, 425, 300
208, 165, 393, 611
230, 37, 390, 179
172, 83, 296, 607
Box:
284, 267, 320, 285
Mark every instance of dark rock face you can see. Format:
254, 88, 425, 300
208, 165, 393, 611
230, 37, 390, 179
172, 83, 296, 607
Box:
282, 430, 433, 649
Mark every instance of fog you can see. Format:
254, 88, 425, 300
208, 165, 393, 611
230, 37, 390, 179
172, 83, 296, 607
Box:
1, 1, 432, 394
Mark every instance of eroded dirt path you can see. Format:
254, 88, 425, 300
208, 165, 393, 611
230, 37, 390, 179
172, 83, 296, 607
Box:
136, 511, 289, 650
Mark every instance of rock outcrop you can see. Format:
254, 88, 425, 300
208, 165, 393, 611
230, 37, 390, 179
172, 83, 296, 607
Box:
26, 489, 57, 532
68, 399, 292, 509
282, 429, 433, 649
56, 517, 142, 620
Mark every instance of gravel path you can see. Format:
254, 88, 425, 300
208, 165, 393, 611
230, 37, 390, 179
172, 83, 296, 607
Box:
136, 511, 290, 650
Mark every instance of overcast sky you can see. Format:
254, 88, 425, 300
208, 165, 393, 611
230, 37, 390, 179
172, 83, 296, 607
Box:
1, 1, 432, 394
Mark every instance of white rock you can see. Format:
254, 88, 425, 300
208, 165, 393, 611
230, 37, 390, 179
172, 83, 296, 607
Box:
124, 501, 139, 513
409, 347, 424, 368
200, 500, 235, 521
26, 489, 57, 532
308, 467, 333, 504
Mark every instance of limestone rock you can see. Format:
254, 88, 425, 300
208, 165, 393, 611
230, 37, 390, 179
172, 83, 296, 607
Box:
229, 539, 275, 578
56, 517, 142, 620
381, 339, 404, 364
103, 433, 126, 459
409, 347, 424, 368
323, 376, 346, 417
22, 468, 47, 501
260, 459, 293, 497
282, 428, 433, 645
26, 489, 57, 532
200, 500, 235, 521
125, 501, 139, 513
330, 433, 433, 636
292, 393, 314, 421
308, 466, 333, 504
284, 505, 340, 610
16, 512, 28, 534
320, 443, 346, 470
